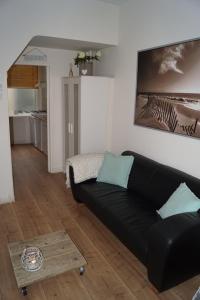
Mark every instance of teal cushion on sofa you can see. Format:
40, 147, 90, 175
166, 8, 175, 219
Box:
157, 182, 200, 219
97, 152, 134, 188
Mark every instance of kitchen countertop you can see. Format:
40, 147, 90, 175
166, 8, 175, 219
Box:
31, 113, 47, 121
9, 112, 32, 117
9, 112, 47, 121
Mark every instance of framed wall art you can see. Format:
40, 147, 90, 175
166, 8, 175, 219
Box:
135, 38, 200, 138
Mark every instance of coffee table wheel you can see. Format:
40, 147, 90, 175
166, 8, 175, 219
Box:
21, 287, 27, 296
80, 266, 85, 275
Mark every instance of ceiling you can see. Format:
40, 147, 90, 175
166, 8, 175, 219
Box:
29, 36, 114, 51
96, 0, 125, 5
29, 0, 122, 52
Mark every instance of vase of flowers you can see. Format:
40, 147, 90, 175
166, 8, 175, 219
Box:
74, 50, 101, 76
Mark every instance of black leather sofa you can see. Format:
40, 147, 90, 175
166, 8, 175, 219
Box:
69, 150, 200, 291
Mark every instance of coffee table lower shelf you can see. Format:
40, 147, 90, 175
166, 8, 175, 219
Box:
8, 231, 87, 296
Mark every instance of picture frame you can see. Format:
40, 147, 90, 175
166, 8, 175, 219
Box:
193, 286, 200, 300
134, 38, 200, 138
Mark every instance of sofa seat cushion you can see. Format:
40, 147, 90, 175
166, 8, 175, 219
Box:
77, 181, 161, 263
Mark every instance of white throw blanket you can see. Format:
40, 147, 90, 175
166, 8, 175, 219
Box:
66, 153, 104, 188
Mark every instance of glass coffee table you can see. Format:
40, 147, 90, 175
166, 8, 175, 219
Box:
8, 231, 87, 296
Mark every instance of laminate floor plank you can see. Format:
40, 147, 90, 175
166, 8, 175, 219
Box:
61, 221, 136, 300
56, 272, 92, 300
74, 205, 148, 288
0, 205, 23, 300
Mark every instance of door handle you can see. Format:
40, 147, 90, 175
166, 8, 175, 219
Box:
70, 123, 73, 134
68, 123, 73, 134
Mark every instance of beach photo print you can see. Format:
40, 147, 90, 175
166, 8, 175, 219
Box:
135, 38, 200, 138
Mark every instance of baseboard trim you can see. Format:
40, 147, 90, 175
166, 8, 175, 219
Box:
0, 195, 15, 204
50, 166, 63, 173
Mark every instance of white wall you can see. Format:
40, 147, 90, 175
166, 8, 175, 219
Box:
96, 0, 200, 179
94, 46, 117, 77
0, 0, 119, 203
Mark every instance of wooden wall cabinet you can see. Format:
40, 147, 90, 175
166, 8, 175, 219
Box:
7, 65, 38, 88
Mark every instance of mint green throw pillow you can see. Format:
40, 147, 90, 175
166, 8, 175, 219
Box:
157, 183, 200, 219
97, 152, 134, 188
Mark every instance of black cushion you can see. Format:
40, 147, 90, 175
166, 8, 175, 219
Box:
77, 181, 160, 263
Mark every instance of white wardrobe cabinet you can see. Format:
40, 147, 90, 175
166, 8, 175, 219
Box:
63, 76, 114, 167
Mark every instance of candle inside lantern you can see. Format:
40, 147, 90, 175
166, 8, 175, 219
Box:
29, 253, 37, 265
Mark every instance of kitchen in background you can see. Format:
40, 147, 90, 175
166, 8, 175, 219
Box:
8, 65, 48, 156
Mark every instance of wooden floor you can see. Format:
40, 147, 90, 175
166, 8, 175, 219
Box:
0, 145, 199, 299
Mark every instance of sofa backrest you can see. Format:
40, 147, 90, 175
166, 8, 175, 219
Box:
123, 151, 200, 210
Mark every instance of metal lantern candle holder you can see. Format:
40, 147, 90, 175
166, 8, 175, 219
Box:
21, 247, 44, 272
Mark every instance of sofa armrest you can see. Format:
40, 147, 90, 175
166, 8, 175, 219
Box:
69, 166, 82, 203
69, 166, 96, 202
147, 212, 200, 291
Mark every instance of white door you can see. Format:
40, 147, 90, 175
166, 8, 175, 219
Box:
63, 77, 80, 162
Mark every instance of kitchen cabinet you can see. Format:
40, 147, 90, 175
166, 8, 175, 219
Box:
30, 115, 47, 155
10, 115, 31, 144
41, 120, 48, 155
7, 65, 38, 88
10, 114, 48, 155
29, 116, 35, 145
35, 117, 42, 150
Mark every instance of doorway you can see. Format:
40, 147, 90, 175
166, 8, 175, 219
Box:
8, 64, 49, 181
